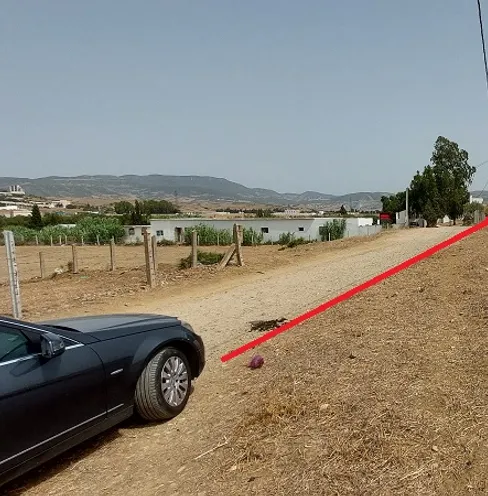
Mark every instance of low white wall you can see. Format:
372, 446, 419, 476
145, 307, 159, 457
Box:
122, 218, 381, 243
123, 225, 151, 244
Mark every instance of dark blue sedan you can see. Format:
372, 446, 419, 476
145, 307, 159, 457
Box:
0, 313, 205, 488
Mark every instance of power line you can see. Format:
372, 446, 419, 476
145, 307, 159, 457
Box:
472, 160, 488, 195
475, 176, 488, 199
475, 162, 488, 196
477, 0, 488, 93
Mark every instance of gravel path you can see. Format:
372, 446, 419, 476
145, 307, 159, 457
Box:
137, 226, 466, 361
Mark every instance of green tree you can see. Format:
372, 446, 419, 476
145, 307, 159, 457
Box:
29, 204, 43, 230
380, 191, 406, 220
255, 208, 273, 218
113, 200, 136, 224
319, 219, 347, 241
130, 200, 148, 224
339, 205, 347, 215
409, 165, 442, 227
430, 136, 476, 224
115, 198, 180, 219
407, 137, 476, 227
0, 215, 29, 227
113, 201, 134, 215
71, 216, 125, 243
42, 212, 87, 226
142, 199, 179, 215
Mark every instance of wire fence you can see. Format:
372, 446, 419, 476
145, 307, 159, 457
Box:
0, 224, 386, 286
0, 233, 120, 247
0, 243, 167, 285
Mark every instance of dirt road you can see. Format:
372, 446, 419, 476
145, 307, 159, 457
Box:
7, 226, 467, 495
129, 226, 466, 360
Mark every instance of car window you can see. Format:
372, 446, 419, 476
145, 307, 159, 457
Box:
0, 326, 33, 363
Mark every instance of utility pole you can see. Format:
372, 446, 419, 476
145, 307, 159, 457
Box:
405, 188, 409, 228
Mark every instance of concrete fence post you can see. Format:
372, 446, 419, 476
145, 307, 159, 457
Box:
39, 252, 46, 279
4, 230, 22, 319
191, 230, 198, 268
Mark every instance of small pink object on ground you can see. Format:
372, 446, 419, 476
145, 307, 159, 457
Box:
248, 355, 264, 369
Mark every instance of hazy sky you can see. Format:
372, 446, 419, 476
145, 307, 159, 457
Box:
1, 1, 488, 194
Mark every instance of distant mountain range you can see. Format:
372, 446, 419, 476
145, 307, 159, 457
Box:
0, 174, 391, 209
1, 174, 485, 210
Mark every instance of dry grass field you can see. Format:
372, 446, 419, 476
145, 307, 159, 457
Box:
3, 226, 487, 495
0, 243, 233, 283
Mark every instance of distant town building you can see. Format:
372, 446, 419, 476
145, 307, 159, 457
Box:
0, 185, 26, 197
273, 209, 312, 218
0, 205, 31, 217
34, 199, 71, 209
469, 195, 483, 204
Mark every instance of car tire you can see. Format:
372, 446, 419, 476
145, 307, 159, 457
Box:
134, 347, 192, 421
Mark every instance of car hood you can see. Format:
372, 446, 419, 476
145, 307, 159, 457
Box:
40, 313, 181, 340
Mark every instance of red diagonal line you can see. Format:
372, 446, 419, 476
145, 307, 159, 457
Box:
221, 219, 488, 363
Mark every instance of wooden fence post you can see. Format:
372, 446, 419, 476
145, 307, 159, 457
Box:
39, 252, 46, 279
143, 229, 156, 287
191, 230, 198, 268
151, 235, 158, 275
71, 244, 79, 274
110, 239, 116, 271
234, 224, 244, 266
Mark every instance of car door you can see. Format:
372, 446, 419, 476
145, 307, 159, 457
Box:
0, 322, 107, 475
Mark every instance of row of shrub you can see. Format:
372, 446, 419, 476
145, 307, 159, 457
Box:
174, 221, 348, 248
178, 250, 225, 269
177, 220, 350, 269
318, 219, 347, 241
181, 224, 265, 246
1, 218, 349, 248
0, 217, 125, 245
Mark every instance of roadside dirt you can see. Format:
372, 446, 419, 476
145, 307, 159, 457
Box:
0, 243, 235, 283
5, 225, 485, 496
113, 226, 464, 360
0, 233, 389, 320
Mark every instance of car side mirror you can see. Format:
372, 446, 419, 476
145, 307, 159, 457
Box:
40, 332, 66, 359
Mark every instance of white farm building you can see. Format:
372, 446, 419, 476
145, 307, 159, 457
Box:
123, 217, 380, 244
